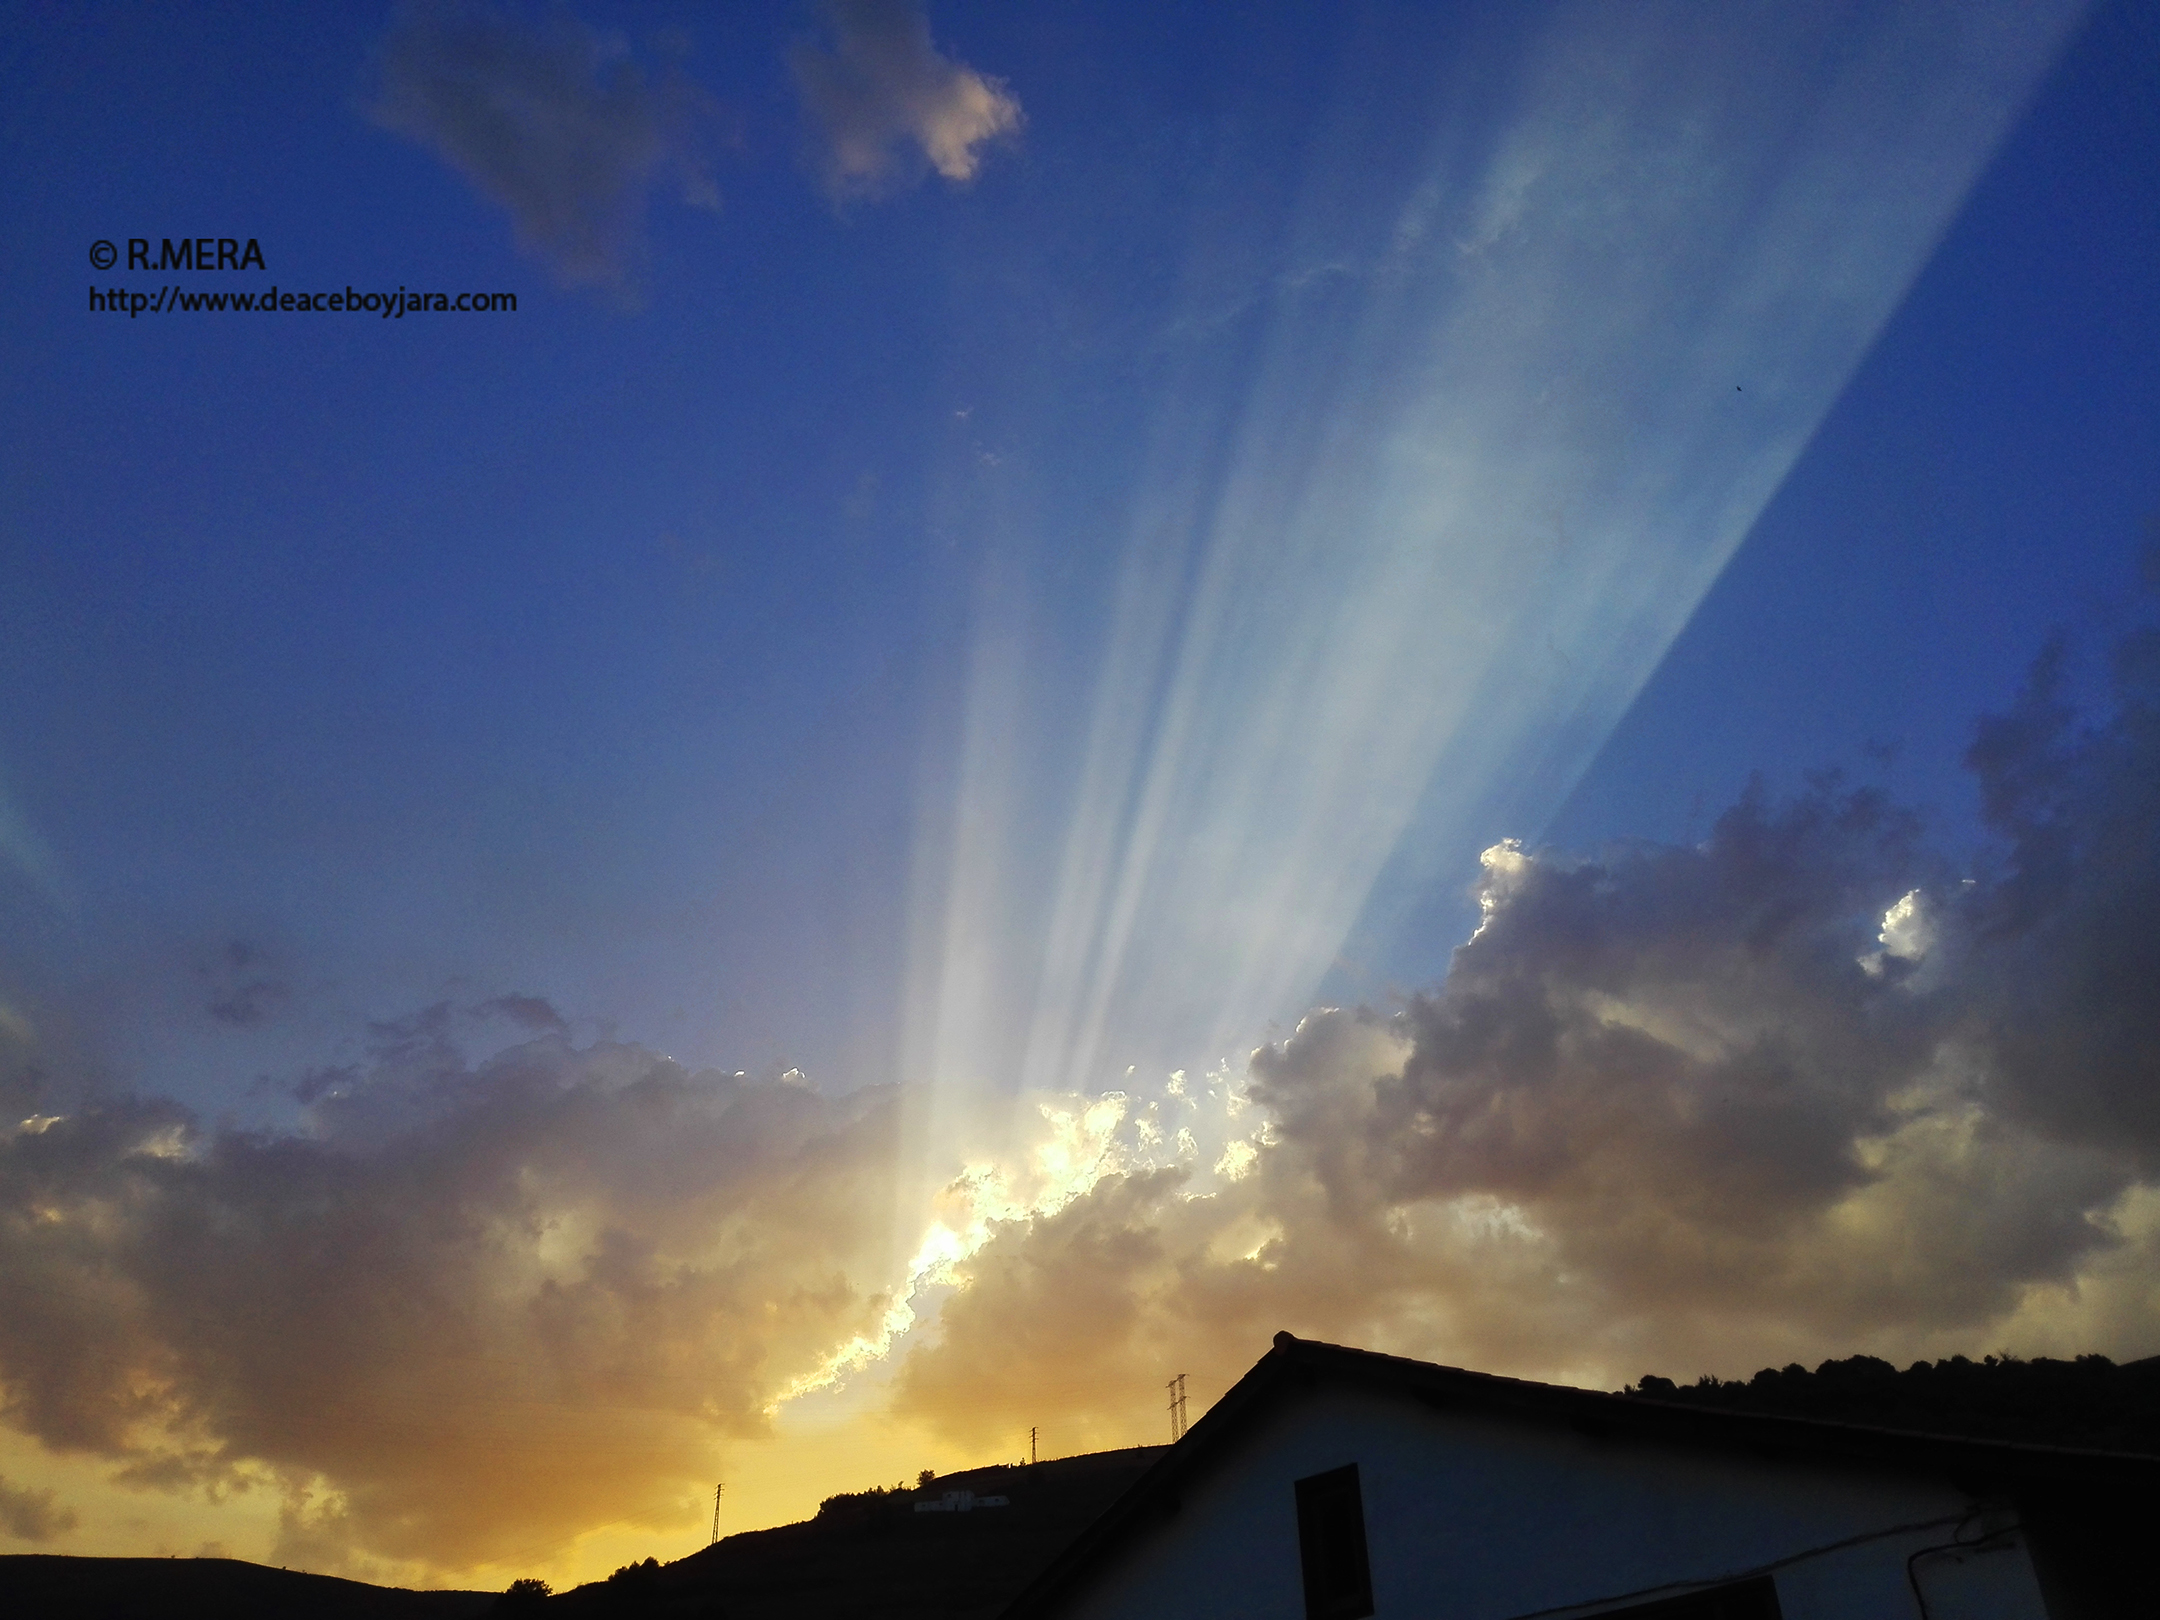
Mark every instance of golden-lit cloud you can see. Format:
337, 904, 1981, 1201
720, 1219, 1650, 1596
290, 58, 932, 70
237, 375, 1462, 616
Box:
892, 628, 2160, 1437
0, 1027, 900, 1579
2, 625, 2156, 1585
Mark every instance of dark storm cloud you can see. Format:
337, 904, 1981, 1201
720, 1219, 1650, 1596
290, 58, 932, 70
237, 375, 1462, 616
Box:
791, 0, 1022, 198
898, 617, 2160, 1443
1962, 626, 2160, 1157
1316, 785, 1944, 1229
367, 0, 722, 289
0, 1033, 899, 1573
1245, 782, 2131, 1329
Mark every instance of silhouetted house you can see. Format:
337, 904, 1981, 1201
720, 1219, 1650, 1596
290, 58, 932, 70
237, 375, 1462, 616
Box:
1001, 1334, 2155, 1620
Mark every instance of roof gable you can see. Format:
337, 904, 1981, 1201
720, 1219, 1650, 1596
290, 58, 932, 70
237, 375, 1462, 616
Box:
1001, 1334, 2160, 1620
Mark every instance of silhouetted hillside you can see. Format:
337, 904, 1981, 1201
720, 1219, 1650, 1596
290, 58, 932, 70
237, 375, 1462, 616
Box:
0, 1554, 494, 1619
1625, 1352, 2160, 1452
548, 1447, 1166, 1619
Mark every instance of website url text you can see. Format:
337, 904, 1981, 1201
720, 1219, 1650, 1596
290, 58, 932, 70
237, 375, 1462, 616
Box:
88, 285, 517, 319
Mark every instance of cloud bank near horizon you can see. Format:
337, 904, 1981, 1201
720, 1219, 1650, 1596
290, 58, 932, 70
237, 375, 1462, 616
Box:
0, 1027, 902, 1574
1, 616, 2156, 1576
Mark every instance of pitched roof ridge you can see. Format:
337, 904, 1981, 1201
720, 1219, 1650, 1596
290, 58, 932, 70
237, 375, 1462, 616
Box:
1269, 1332, 2160, 1463
999, 1332, 2160, 1619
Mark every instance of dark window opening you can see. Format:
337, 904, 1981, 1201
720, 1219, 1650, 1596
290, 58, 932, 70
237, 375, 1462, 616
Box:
1593, 1576, 1782, 1620
1294, 1463, 1375, 1620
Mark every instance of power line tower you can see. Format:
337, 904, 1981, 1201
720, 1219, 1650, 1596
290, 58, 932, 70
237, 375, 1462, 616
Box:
1030, 1425, 1038, 1466
710, 1482, 723, 1547
1167, 1373, 1189, 1442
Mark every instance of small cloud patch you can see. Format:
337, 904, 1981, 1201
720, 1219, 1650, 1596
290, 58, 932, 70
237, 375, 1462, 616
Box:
792, 0, 1021, 199
367, 0, 723, 291
0, 1475, 77, 1543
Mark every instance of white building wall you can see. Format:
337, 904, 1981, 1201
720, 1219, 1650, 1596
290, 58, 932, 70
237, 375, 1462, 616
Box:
1057, 1386, 2053, 1620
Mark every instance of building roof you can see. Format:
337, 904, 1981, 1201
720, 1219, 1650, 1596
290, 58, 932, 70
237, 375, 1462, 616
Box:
999, 1332, 2160, 1620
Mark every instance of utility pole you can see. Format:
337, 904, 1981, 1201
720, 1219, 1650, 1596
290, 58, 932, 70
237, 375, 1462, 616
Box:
1030, 1425, 1038, 1466
1167, 1373, 1189, 1441
711, 1482, 723, 1546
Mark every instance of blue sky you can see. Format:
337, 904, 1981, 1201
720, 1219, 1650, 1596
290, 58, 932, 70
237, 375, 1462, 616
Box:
2, 0, 2158, 1586
1554, 0, 2159, 846
10, 0, 2151, 1105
